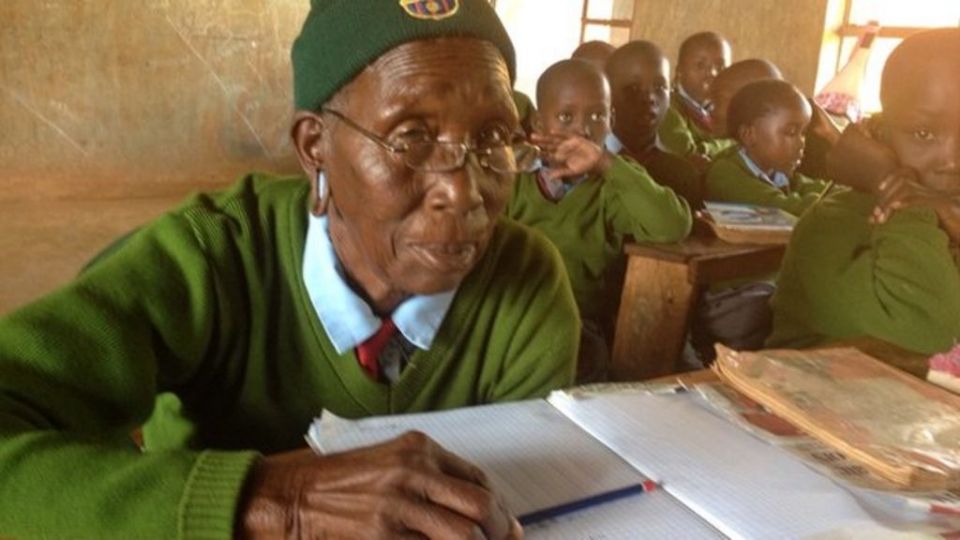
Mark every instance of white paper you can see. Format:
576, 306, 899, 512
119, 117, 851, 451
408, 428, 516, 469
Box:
307, 400, 648, 518
549, 391, 960, 539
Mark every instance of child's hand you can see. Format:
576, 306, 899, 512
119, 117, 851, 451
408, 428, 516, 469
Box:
689, 152, 712, 173
807, 101, 842, 146
872, 169, 960, 242
827, 121, 898, 193
531, 132, 611, 181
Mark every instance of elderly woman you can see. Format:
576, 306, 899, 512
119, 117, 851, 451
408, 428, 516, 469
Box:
0, 1, 579, 538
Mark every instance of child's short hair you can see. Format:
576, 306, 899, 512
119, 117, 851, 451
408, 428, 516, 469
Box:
712, 59, 782, 92
571, 40, 616, 65
880, 28, 960, 109
678, 31, 727, 64
726, 79, 805, 140
605, 40, 665, 76
535, 59, 606, 107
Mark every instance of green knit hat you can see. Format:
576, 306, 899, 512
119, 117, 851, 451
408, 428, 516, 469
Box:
292, 0, 516, 111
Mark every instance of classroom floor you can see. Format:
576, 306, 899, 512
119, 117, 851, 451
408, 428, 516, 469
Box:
0, 194, 186, 315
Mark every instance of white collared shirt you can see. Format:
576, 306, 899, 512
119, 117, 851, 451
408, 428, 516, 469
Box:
534, 159, 588, 201
301, 212, 457, 356
676, 84, 712, 118
738, 147, 791, 191
605, 133, 624, 154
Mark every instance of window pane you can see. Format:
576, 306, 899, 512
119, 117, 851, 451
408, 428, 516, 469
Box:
495, 0, 584, 99
832, 36, 902, 114
585, 0, 635, 20
583, 23, 631, 47
848, 0, 960, 27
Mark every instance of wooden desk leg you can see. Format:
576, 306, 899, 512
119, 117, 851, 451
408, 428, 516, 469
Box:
610, 257, 696, 381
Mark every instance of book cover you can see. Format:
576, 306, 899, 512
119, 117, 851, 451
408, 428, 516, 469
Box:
701, 201, 797, 245
714, 345, 960, 491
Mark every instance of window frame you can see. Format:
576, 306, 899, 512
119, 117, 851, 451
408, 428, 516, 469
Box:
831, 0, 955, 68
820, 0, 956, 113
579, 0, 634, 45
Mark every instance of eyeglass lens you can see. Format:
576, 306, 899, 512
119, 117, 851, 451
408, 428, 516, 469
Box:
401, 142, 538, 174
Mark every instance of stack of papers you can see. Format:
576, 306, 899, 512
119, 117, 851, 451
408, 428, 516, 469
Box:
714, 345, 960, 490
307, 388, 960, 538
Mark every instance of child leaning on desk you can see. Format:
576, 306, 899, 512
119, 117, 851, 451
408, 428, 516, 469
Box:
768, 28, 960, 369
689, 80, 837, 365
505, 58, 692, 383
703, 79, 835, 217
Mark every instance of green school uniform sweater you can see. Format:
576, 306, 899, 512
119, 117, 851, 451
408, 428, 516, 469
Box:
513, 90, 536, 136
505, 156, 692, 322
658, 93, 735, 159
621, 145, 704, 209
0, 174, 579, 539
768, 189, 960, 359
705, 146, 831, 216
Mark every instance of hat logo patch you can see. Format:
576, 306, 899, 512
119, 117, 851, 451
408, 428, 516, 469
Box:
399, 0, 460, 20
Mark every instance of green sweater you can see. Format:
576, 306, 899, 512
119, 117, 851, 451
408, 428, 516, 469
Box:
505, 156, 692, 322
658, 94, 735, 159
769, 189, 960, 357
0, 175, 579, 539
620, 145, 704, 209
513, 90, 536, 137
705, 146, 831, 216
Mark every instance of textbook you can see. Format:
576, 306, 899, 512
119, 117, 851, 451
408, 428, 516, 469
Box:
714, 345, 960, 491
700, 201, 797, 244
306, 386, 959, 538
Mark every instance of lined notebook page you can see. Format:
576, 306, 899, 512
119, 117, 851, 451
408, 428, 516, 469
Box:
549, 391, 957, 539
308, 400, 647, 517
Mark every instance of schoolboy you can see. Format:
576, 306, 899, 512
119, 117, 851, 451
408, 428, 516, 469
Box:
506, 59, 692, 381
708, 59, 783, 141
709, 60, 840, 180
659, 31, 732, 164
769, 28, 960, 369
605, 40, 704, 208
704, 79, 831, 216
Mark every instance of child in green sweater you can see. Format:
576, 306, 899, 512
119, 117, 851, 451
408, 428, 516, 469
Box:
707, 59, 783, 142
705, 79, 832, 216
507, 59, 692, 381
692, 79, 832, 363
709, 60, 840, 181
659, 31, 733, 167
769, 28, 960, 369
605, 40, 705, 208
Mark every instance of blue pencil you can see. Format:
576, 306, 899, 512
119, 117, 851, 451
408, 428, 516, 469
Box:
518, 479, 659, 526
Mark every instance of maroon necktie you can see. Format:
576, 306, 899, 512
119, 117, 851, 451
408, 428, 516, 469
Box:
687, 100, 714, 133
356, 318, 397, 380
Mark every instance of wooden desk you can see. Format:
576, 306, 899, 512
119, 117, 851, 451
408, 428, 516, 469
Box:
610, 235, 786, 381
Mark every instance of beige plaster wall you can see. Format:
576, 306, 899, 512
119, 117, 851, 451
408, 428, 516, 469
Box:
0, 0, 305, 201
0, 0, 307, 313
630, 0, 830, 95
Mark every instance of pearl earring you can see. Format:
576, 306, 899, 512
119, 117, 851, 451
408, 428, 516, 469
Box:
314, 170, 330, 215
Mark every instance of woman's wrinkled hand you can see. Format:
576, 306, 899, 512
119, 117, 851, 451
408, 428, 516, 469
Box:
237, 431, 523, 540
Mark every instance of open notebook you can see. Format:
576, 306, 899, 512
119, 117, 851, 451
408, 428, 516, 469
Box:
307, 390, 960, 539
700, 201, 797, 245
